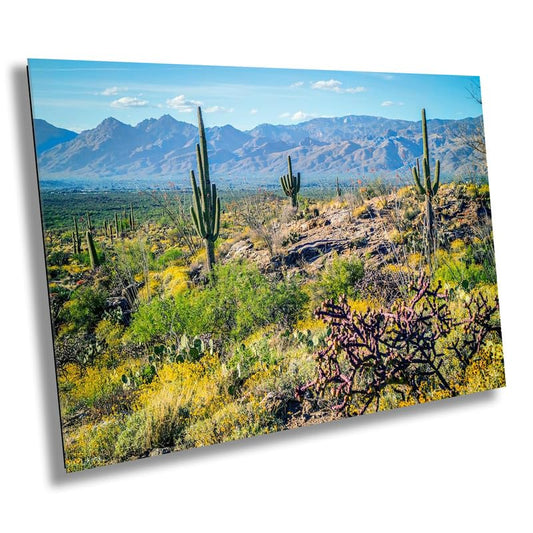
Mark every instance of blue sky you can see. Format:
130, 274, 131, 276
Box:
28, 59, 483, 133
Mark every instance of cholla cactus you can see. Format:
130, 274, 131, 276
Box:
190, 106, 221, 272
297, 275, 500, 414
280, 155, 301, 208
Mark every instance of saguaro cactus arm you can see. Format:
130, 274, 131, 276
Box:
412, 160, 425, 195
412, 108, 440, 198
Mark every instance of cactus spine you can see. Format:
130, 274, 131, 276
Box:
412, 108, 440, 260
86, 229, 99, 269
280, 155, 300, 208
190, 106, 221, 272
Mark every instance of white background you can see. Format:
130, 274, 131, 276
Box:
1, 1, 531, 531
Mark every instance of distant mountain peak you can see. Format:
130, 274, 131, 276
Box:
33, 119, 78, 155
100, 116, 122, 125
35, 114, 486, 181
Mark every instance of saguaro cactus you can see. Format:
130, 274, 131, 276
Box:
335, 176, 342, 197
86, 229, 99, 269
280, 155, 300, 208
73, 216, 81, 254
86, 212, 93, 232
190, 106, 221, 272
412, 108, 440, 260
129, 204, 135, 232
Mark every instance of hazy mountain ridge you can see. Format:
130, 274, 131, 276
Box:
33, 119, 78, 155
35, 114, 485, 181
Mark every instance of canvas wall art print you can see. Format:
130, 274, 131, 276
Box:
27, 59, 505, 472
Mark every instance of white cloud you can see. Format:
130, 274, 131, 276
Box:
250, 108, 258, 115
281, 110, 316, 122
110, 96, 148, 108
381, 100, 404, 107
311, 79, 343, 92
345, 86, 366, 94
102, 87, 120, 95
166, 94, 202, 112
311, 79, 366, 94
290, 81, 304, 88
204, 105, 234, 113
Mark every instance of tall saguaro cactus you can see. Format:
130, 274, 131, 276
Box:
129, 204, 135, 232
412, 108, 440, 261
280, 155, 301, 208
86, 229, 99, 270
73, 216, 81, 254
190, 106, 221, 272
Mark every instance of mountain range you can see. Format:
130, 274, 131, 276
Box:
34, 114, 485, 183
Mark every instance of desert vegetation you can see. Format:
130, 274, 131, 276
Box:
41, 107, 504, 472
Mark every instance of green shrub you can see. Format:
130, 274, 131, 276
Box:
48, 250, 70, 266
315, 254, 364, 302
156, 247, 185, 268
129, 260, 309, 347
128, 297, 185, 345
63, 285, 107, 332
435, 241, 497, 290
194, 262, 308, 342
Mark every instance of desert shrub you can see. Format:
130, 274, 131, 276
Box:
130, 261, 308, 347
193, 262, 308, 342
352, 204, 374, 219
107, 238, 154, 296
298, 276, 501, 415
242, 350, 316, 422
114, 404, 188, 459
458, 340, 505, 394
48, 250, 70, 266
183, 400, 277, 448
49, 284, 71, 328
64, 418, 123, 472
55, 331, 100, 370
355, 265, 411, 305
435, 242, 497, 290
62, 285, 107, 333
156, 247, 185, 268
226, 338, 281, 383
128, 297, 187, 345
315, 254, 364, 302
58, 361, 138, 417
238, 191, 280, 256
358, 178, 391, 201
464, 237, 497, 284
403, 205, 421, 222
95, 318, 124, 351
115, 355, 228, 458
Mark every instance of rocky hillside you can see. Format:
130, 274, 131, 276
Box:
219, 182, 493, 285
